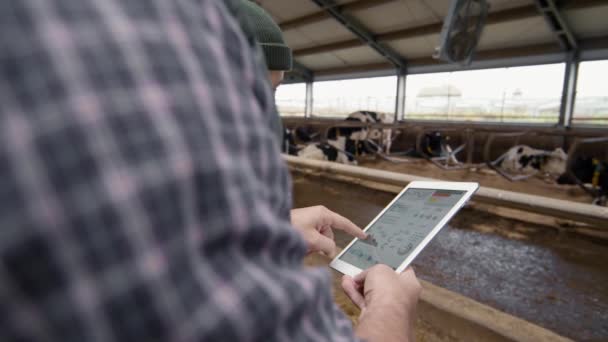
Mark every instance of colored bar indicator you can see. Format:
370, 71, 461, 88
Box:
432, 191, 452, 198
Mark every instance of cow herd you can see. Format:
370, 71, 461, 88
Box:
283, 111, 392, 165
283, 113, 607, 206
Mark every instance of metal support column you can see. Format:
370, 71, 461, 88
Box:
533, 0, 579, 129
395, 73, 406, 122
305, 81, 314, 118
559, 52, 579, 128
285, 61, 314, 84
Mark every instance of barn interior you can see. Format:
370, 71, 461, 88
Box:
255, 0, 608, 341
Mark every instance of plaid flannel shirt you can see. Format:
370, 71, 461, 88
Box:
0, 0, 360, 340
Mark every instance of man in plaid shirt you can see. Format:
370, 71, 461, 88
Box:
0, 0, 421, 341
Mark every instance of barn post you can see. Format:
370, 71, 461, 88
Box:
534, 0, 579, 129
305, 81, 314, 118
559, 52, 579, 128
395, 68, 407, 122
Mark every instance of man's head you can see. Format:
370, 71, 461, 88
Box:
239, 0, 292, 90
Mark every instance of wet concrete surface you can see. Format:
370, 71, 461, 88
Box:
292, 174, 608, 341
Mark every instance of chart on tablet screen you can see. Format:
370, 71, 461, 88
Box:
340, 189, 466, 269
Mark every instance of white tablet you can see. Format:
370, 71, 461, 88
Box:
330, 181, 479, 276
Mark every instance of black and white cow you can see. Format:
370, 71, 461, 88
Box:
499, 145, 567, 177
290, 111, 392, 164
557, 157, 607, 205
282, 127, 314, 155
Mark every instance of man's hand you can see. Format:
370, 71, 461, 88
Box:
341, 265, 422, 342
290, 206, 367, 257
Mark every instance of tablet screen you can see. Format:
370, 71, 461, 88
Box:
339, 188, 466, 270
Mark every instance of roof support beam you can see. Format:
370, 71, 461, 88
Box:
293, 0, 601, 58
560, 0, 608, 11
314, 42, 561, 77
309, 0, 407, 71
280, 0, 601, 32
294, 39, 361, 57
279, 11, 329, 31
314, 37, 608, 77
279, 0, 396, 31
534, 0, 578, 51
294, 61, 314, 81
315, 62, 393, 77
293, 4, 538, 57
284, 61, 314, 84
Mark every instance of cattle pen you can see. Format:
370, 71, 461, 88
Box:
256, 0, 608, 340
286, 155, 608, 229
290, 156, 608, 341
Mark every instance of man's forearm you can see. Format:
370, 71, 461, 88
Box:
355, 303, 415, 342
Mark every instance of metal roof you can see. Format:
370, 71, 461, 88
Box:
253, 0, 608, 81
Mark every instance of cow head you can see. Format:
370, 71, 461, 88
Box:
423, 132, 445, 157
557, 156, 602, 185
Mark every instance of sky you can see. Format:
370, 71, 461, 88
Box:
275, 60, 608, 107
577, 60, 608, 97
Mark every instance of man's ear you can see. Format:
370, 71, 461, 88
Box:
268, 70, 285, 90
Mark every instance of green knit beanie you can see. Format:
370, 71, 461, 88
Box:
239, 0, 293, 71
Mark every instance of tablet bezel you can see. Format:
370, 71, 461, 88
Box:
329, 181, 479, 277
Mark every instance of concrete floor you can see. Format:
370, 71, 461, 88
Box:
292, 174, 608, 341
